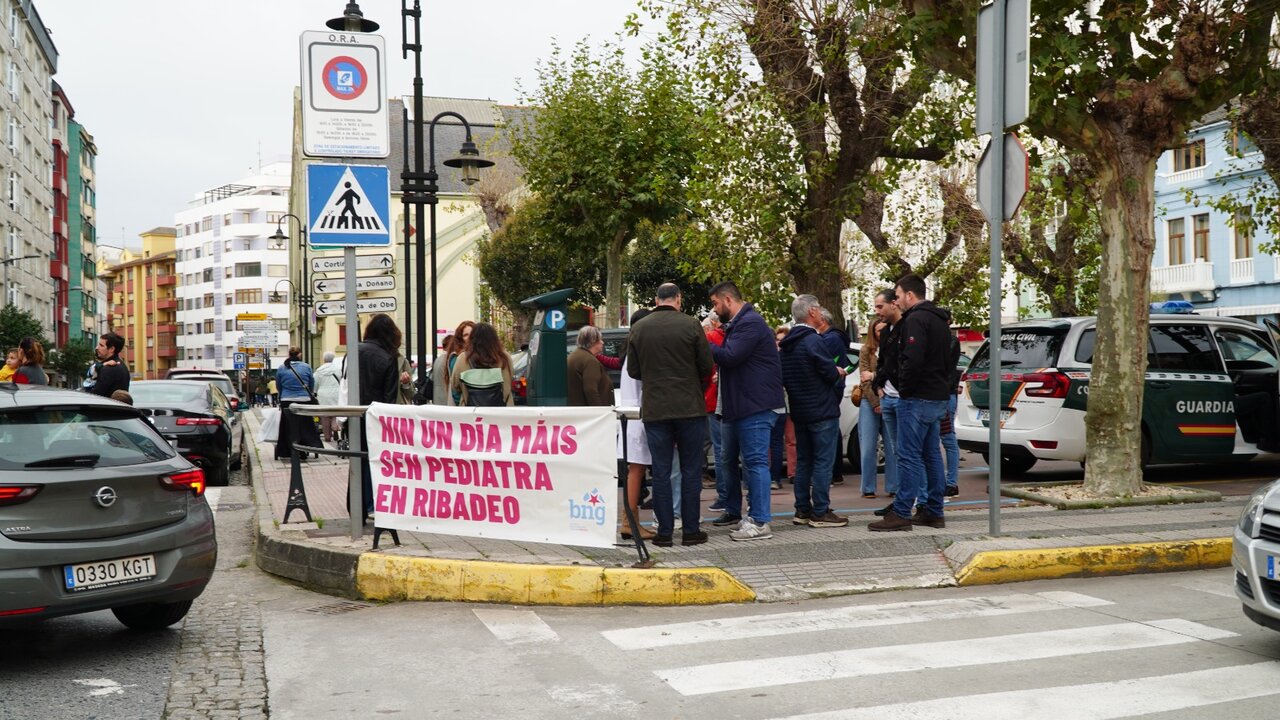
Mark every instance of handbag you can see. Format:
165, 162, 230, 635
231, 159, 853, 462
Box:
257, 408, 280, 443
850, 383, 864, 405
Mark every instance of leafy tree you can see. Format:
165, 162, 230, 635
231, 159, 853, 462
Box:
0, 305, 46, 356
623, 219, 714, 317
638, 0, 972, 328
46, 338, 95, 388
909, 0, 1277, 494
510, 41, 704, 328
474, 195, 606, 345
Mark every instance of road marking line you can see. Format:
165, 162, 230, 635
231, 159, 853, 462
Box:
655, 619, 1236, 696
602, 591, 1112, 650
1176, 578, 1238, 599
762, 662, 1280, 720
473, 608, 560, 645
204, 488, 222, 510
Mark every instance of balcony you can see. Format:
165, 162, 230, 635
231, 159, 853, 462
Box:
156, 297, 178, 310
156, 274, 177, 286
156, 345, 177, 359
1230, 257, 1255, 285
1165, 166, 1206, 185
156, 323, 179, 335
1152, 260, 1215, 294
48, 259, 65, 281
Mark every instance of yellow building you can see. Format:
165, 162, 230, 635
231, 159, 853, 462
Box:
285, 94, 519, 362
101, 227, 179, 379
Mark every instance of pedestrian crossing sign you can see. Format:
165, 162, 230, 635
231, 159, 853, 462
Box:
306, 163, 391, 247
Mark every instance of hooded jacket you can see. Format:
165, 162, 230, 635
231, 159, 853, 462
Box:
896, 300, 953, 401
779, 325, 842, 423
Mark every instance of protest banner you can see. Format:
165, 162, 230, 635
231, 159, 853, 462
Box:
365, 402, 618, 548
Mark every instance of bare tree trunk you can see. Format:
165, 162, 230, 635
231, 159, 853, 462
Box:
1083, 147, 1158, 496
604, 227, 628, 329
791, 197, 846, 328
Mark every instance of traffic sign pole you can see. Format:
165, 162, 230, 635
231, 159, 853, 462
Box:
343, 245, 363, 541
984, 0, 1008, 536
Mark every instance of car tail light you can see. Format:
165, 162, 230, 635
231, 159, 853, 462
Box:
1021, 371, 1071, 399
0, 606, 45, 617
963, 372, 989, 382
0, 485, 41, 506
162, 468, 206, 496
176, 417, 221, 426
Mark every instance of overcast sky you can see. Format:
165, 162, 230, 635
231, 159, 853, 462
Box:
36, 0, 638, 248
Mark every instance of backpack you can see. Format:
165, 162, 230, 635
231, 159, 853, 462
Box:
458, 367, 506, 407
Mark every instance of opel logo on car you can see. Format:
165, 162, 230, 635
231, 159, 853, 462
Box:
94, 486, 118, 508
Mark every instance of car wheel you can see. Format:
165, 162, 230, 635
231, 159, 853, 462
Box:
112, 599, 193, 631
229, 431, 244, 471
981, 452, 1037, 477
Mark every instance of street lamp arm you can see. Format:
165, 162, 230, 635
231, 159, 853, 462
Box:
0, 254, 42, 266
426, 111, 478, 173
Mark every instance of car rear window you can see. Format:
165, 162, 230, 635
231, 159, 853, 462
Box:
131, 383, 208, 404
968, 329, 1066, 371
0, 407, 176, 470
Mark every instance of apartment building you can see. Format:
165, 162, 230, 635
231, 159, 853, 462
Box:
102, 228, 179, 380
1153, 107, 1278, 319
67, 117, 96, 342
0, 1, 55, 329
174, 162, 291, 372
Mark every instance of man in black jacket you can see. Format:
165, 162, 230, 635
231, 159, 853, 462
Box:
89, 332, 130, 398
870, 274, 952, 532
779, 295, 847, 527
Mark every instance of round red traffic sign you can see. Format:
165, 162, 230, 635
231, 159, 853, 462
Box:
321, 56, 368, 101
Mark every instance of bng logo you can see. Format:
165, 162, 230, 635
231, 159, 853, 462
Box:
568, 488, 606, 526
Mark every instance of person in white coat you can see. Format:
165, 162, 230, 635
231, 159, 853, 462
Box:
313, 352, 341, 443
617, 309, 655, 540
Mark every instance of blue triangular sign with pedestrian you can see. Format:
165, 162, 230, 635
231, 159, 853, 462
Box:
306, 163, 391, 247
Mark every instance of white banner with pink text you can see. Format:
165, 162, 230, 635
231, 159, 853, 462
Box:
365, 402, 618, 548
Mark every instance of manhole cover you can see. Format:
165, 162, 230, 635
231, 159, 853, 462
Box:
300, 601, 373, 615
217, 503, 250, 511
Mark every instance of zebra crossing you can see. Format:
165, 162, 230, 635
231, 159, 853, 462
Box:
474, 578, 1280, 719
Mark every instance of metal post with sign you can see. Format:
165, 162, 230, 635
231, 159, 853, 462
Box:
975, 0, 1029, 535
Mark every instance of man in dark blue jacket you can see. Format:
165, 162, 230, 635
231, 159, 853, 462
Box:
870, 274, 953, 532
780, 295, 849, 528
710, 281, 785, 541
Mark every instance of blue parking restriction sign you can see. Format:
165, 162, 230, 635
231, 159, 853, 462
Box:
306, 164, 391, 247
233, 352, 247, 370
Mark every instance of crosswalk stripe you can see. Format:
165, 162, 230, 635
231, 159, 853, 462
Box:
763, 662, 1280, 720
602, 591, 1112, 650
656, 619, 1237, 696
473, 608, 560, 645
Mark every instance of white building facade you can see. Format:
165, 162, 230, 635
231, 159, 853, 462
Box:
174, 162, 293, 372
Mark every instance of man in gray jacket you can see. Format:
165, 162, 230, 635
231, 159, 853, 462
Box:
626, 283, 714, 547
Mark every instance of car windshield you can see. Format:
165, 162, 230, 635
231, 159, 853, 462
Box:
968, 329, 1067, 371
131, 383, 208, 404
0, 407, 175, 470
171, 373, 233, 395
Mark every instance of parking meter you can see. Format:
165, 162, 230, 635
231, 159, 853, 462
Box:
520, 288, 575, 406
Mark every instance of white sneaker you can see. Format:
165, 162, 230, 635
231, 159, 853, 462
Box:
730, 519, 773, 541
673, 517, 683, 531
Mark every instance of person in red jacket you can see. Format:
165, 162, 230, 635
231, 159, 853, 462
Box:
704, 314, 727, 511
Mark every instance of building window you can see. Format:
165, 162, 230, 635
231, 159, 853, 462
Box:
203, 320, 215, 334
1193, 214, 1210, 261
1172, 140, 1205, 172
235, 288, 263, 304
223, 214, 232, 226
235, 262, 262, 278
1168, 218, 1186, 265
225, 293, 233, 306
1229, 127, 1258, 156
1235, 207, 1253, 259
225, 320, 234, 331
202, 268, 213, 282
201, 217, 212, 232
266, 211, 286, 224
267, 264, 288, 278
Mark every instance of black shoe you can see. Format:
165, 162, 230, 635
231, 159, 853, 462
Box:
711, 513, 743, 527
945, 485, 959, 497
873, 503, 894, 517
832, 476, 844, 485
682, 530, 709, 546
652, 534, 673, 547
639, 498, 653, 510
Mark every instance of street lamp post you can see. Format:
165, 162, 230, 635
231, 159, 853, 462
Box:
400, 0, 492, 398
0, 254, 41, 310
269, 215, 312, 361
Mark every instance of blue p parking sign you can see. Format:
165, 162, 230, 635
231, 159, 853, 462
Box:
546, 310, 566, 330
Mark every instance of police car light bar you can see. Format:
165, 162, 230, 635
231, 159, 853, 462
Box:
1150, 300, 1196, 314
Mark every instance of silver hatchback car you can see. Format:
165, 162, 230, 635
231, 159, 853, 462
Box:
1234, 477, 1280, 631
0, 384, 216, 630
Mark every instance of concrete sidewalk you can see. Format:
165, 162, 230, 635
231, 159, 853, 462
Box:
244, 408, 1248, 606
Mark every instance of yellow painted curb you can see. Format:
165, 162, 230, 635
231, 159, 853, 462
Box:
955, 537, 1232, 586
355, 553, 756, 606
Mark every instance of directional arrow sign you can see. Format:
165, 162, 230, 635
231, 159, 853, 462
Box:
313, 275, 396, 296
314, 296, 399, 317
240, 320, 276, 333
311, 253, 394, 274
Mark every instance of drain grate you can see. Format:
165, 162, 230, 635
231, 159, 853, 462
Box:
216, 503, 250, 511
300, 601, 373, 616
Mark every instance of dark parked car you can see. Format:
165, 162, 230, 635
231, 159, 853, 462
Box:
131, 380, 243, 487
0, 384, 216, 629
164, 368, 244, 412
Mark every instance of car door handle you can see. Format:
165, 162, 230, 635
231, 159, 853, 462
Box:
1149, 381, 1172, 389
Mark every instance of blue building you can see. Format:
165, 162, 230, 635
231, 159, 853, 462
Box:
1153, 107, 1276, 319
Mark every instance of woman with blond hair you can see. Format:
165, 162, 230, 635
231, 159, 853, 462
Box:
857, 320, 897, 498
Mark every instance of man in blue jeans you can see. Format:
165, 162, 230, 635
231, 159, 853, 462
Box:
779, 295, 848, 527
870, 274, 953, 531
709, 281, 785, 541
626, 283, 715, 547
